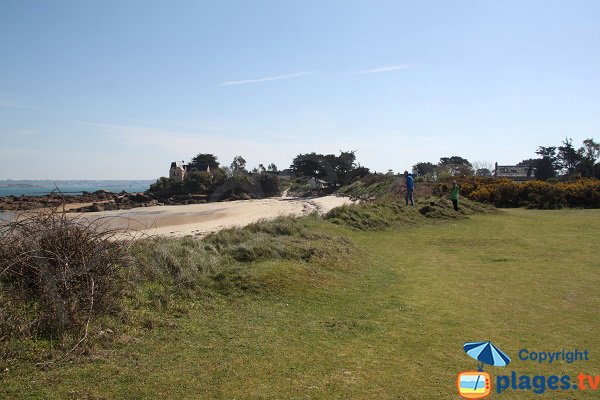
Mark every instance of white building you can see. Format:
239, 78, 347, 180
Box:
169, 161, 188, 181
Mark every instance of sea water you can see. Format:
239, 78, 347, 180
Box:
0, 180, 154, 197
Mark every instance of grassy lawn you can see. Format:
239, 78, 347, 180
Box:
2, 209, 599, 399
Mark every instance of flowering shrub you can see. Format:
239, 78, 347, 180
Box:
463, 178, 600, 209
433, 176, 495, 198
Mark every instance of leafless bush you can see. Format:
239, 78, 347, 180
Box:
0, 210, 134, 343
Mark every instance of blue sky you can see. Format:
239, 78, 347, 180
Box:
1, 0, 599, 179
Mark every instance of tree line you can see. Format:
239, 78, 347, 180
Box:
412, 138, 599, 180
148, 154, 281, 200
147, 150, 374, 200
289, 151, 370, 186
149, 137, 599, 200
517, 138, 599, 180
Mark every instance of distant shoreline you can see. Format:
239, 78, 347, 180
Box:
0, 184, 42, 188
0, 180, 154, 197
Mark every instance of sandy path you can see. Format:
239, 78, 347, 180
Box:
74, 195, 354, 237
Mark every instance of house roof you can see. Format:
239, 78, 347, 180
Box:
170, 161, 211, 172
494, 164, 534, 178
170, 161, 187, 169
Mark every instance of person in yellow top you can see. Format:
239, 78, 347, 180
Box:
451, 180, 460, 211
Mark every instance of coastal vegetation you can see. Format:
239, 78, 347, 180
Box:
0, 196, 491, 353
147, 153, 281, 201
2, 139, 598, 213
0, 212, 130, 343
436, 177, 600, 209
411, 137, 600, 180
2, 203, 599, 398
290, 151, 370, 186
1, 144, 599, 397
146, 151, 371, 201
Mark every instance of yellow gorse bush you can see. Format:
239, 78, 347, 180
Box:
464, 178, 600, 208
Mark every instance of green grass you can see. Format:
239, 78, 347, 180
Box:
1, 208, 599, 399
325, 197, 497, 230
338, 177, 399, 199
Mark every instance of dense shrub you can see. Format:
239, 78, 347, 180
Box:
148, 170, 280, 201
434, 177, 600, 209
433, 176, 495, 198
465, 178, 600, 209
258, 173, 281, 197
0, 212, 130, 341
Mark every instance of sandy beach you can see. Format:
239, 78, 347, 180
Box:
72, 195, 354, 237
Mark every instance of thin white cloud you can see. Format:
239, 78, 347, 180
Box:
354, 64, 420, 74
219, 71, 315, 86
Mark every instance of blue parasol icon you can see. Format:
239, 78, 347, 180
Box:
463, 341, 511, 371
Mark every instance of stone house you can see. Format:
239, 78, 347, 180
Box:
493, 162, 535, 181
169, 161, 211, 181
307, 177, 327, 188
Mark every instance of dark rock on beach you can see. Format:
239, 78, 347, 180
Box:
0, 189, 260, 213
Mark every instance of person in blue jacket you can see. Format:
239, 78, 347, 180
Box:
404, 170, 414, 206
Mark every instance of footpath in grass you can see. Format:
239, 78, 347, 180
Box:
1, 208, 599, 399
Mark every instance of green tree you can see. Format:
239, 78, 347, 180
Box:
534, 146, 558, 180
190, 153, 219, 170
183, 171, 211, 194
230, 156, 247, 174
412, 162, 436, 177
147, 177, 185, 198
577, 138, 600, 177
291, 153, 327, 180
267, 163, 278, 174
516, 158, 538, 167
290, 151, 365, 185
335, 151, 358, 185
258, 173, 280, 196
557, 137, 581, 174
438, 156, 473, 176
348, 165, 370, 182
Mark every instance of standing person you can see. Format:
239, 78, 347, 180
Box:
404, 171, 414, 206
451, 180, 460, 211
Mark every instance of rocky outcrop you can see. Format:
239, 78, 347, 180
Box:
0, 190, 254, 212
0, 191, 160, 212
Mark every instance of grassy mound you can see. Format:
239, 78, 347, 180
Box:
325, 197, 497, 230
128, 215, 352, 302
338, 176, 400, 200
338, 174, 436, 201
325, 200, 420, 229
